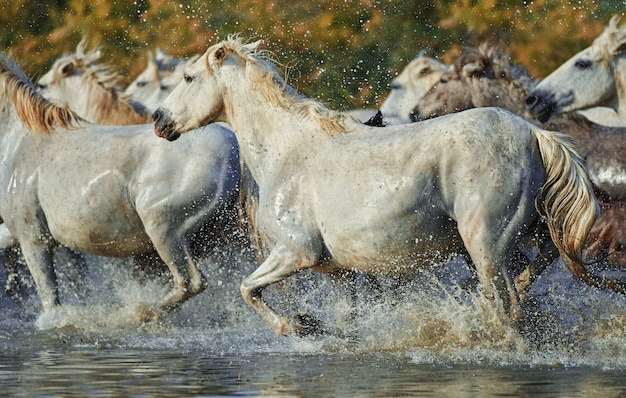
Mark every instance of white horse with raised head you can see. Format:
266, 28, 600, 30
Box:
153, 37, 620, 337
380, 53, 450, 122
37, 41, 151, 125
526, 15, 626, 126
0, 52, 242, 321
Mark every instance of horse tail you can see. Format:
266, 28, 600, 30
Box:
533, 128, 626, 294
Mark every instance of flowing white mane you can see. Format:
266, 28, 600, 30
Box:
0, 53, 83, 134
225, 36, 358, 135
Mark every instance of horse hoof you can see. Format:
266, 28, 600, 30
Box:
294, 313, 325, 336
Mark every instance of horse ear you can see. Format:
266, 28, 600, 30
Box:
61, 62, 75, 76
243, 40, 263, 53
215, 46, 226, 62
76, 37, 88, 58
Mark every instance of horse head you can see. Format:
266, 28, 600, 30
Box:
411, 44, 536, 121
526, 14, 626, 122
379, 53, 450, 120
154, 38, 262, 141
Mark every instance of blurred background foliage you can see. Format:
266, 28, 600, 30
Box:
0, 0, 623, 110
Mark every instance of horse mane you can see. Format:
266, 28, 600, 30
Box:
0, 53, 83, 134
80, 62, 152, 125
223, 36, 356, 135
592, 14, 626, 64
455, 43, 537, 117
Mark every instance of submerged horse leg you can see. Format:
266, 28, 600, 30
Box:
240, 244, 319, 336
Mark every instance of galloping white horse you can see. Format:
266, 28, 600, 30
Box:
153, 37, 611, 337
526, 15, 626, 125
0, 53, 241, 319
37, 41, 151, 125
380, 53, 450, 122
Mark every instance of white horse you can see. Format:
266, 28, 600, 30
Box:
123, 50, 161, 104
0, 52, 242, 319
37, 42, 151, 125
124, 48, 184, 104
379, 53, 450, 122
153, 37, 618, 336
526, 15, 626, 126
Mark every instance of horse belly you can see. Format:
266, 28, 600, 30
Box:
321, 214, 464, 276
38, 180, 150, 256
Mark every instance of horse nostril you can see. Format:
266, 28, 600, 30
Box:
409, 109, 420, 122
525, 95, 537, 107
152, 109, 162, 123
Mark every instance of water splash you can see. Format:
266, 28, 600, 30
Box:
2, 249, 626, 368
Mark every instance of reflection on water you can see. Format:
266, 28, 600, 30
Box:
1, 250, 626, 396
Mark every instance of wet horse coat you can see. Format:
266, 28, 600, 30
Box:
154, 38, 604, 336
0, 53, 241, 319
411, 44, 626, 268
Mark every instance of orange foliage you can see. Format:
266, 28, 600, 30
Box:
0, 0, 622, 109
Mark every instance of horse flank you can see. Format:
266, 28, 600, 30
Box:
0, 53, 83, 134
227, 36, 357, 135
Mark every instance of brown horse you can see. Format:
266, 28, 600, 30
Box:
411, 43, 626, 268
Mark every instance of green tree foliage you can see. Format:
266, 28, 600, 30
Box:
0, 0, 623, 109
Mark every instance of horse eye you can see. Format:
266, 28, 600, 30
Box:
136, 81, 147, 87
390, 83, 402, 90
184, 74, 193, 83
419, 67, 431, 76
574, 59, 592, 69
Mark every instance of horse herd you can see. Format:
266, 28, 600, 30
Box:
3, 15, 626, 337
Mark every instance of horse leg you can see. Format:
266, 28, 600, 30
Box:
515, 226, 560, 299
19, 240, 59, 312
148, 232, 205, 312
240, 244, 318, 336
458, 212, 524, 325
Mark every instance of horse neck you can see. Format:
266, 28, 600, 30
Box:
0, 95, 30, 162
225, 83, 321, 186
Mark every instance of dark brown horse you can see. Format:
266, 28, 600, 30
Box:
411, 44, 626, 268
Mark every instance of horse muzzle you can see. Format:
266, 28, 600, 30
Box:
153, 108, 181, 141
525, 89, 558, 123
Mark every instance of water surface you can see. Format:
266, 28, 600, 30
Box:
1, 251, 626, 397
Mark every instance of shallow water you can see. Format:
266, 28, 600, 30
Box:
2, 249, 626, 397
